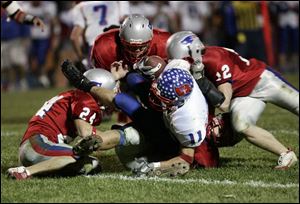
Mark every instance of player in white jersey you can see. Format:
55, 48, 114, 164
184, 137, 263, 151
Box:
1, 1, 45, 31
159, 60, 208, 148
70, 1, 130, 68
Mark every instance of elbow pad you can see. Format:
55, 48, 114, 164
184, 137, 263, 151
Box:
196, 77, 225, 107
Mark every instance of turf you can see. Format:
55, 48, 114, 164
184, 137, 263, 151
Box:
1, 75, 299, 203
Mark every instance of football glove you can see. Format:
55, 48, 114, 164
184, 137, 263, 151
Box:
190, 59, 205, 80
73, 135, 102, 156
61, 59, 94, 92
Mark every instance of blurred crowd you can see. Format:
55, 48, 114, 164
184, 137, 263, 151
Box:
1, 1, 299, 92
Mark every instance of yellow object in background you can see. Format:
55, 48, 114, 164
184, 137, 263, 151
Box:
237, 32, 247, 43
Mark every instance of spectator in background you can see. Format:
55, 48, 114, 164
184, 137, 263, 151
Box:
148, 1, 179, 33
1, 9, 30, 91
70, 1, 131, 70
1, 1, 45, 31
169, 1, 212, 39
218, 1, 238, 49
53, 1, 77, 88
232, 1, 266, 62
22, 1, 61, 89
276, 1, 299, 73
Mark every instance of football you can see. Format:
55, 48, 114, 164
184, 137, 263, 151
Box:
138, 55, 166, 79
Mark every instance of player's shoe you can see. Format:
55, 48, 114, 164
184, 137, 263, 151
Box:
7, 166, 31, 180
274, 149, 298, 170
148, 162, 190, 177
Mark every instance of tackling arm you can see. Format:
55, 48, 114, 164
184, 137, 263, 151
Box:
70, 25, 85, 61
216, 82, 233, 113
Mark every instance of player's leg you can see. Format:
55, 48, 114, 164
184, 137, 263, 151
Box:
7, 134, 100, 179
230, 97, 297, 169
251, 68, 299, 115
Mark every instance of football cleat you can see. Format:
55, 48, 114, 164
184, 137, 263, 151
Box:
148, 162, 190, 177
274, 149, 298, 170
7, 166, 31, 180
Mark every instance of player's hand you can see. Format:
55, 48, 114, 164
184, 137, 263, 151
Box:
33, 16, 45, 32
73, 135, 102, 156
110, 61, 129, 80
61, 59, 94, 92
191, 59, 205, 80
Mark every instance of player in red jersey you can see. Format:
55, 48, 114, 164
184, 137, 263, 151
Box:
7, 68, 140, 180
166, 31, 299, 169
91, 14, 171, 123
91, 14, 170, 70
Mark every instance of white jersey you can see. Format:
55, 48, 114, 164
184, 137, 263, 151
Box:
169, 1, 211, 34
162, 59, 208, 147
72, 1, 131, 46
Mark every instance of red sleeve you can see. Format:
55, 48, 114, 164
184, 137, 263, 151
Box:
203, 47, 234, 86
71, 91, 102, 126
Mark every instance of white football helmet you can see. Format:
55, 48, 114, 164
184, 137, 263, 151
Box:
166, 31, 205, 62
119, 14, 153, 63
149, 68, 194, 111
83, 69, 116, 91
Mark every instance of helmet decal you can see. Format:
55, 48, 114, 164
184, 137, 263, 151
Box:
180, 35, 196, 45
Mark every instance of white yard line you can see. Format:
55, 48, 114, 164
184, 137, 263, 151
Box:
270, 130, 299, 136
1, 129, 298, 137
86, 174, 299, 189
1, 131, 20, 137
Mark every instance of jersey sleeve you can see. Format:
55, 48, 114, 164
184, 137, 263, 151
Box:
71, 92, 101, 126
204, 51, 234, 86
72, 4, 85, 28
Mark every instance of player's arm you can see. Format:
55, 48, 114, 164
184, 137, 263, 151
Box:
2, 1, 45, 31
73, 119, 140, 156
216, 82, 233, 113
70, 25, 85, 61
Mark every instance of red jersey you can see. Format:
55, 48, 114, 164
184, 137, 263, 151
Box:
21, 90, 102, 144
91, 28, 171, 70
203, 46, 267, 97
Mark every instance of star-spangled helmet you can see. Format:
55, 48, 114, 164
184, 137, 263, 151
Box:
149, 68, 194, 111
166, 31, 205, 63
119, 14, 153, 64
83, 69, 116, 91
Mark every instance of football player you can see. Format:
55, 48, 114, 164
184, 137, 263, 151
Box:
70, 1, 130, 68
7, 66, 140, 180
91, 13, 171, 123
1, 1, 45, 31
61, 58, 235, 177
166, 31, 299, 169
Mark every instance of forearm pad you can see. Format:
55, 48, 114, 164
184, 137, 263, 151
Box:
196, 77, 225, 107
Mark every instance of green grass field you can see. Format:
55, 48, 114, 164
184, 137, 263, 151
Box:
1, 75, 299, 203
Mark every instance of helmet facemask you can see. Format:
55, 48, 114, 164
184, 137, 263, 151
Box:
119, 14, 153, 64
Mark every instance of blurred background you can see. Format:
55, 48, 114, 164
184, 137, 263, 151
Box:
1, 1, 299, 92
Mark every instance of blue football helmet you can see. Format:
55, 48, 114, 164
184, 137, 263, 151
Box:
149, 68, 194, 111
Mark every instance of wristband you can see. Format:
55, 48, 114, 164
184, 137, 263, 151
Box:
3, 1, 21, 15
23, 14, 36, 25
